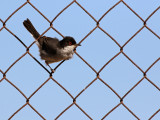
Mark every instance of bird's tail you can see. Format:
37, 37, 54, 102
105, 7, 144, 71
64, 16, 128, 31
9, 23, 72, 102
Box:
23, 19, 40, 39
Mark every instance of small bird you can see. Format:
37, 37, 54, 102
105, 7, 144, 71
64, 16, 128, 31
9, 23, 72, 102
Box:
23, 18, 80, 71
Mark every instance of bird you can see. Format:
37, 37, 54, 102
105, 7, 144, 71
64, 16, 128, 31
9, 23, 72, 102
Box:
23, 18, 80, 71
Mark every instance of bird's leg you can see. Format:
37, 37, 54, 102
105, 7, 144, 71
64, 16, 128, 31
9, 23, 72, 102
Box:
45, 61, 55, 73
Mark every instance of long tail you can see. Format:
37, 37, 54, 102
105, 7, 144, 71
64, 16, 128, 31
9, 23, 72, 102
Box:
23, 19, 40, 39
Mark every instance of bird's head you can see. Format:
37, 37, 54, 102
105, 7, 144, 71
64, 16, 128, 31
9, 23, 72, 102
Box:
59, 36, 81, 49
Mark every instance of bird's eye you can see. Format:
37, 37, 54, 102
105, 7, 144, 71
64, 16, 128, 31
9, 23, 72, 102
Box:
69, 42, 72, 45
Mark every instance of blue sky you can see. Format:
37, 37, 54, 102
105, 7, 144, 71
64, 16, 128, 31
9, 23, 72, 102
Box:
0, 0, 160, 120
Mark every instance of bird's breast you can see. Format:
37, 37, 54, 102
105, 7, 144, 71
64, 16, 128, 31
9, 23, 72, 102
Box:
40, 46, 74, 64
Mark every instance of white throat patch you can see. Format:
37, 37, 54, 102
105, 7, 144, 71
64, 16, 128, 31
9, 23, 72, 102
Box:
58, 45, 76, 59
62, 45, 75, 53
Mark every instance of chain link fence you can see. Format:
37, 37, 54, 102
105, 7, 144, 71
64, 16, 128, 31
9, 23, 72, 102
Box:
0, 0, 160, 119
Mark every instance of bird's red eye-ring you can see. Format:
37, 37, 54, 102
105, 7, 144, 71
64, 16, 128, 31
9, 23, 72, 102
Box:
69, 42, 72, 45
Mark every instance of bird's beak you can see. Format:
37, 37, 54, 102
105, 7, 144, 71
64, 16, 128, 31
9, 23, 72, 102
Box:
74, 44, 81, 51
76, 44, 81, 46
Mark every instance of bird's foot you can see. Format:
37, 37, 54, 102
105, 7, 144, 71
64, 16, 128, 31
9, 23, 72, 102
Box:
51, 68, 55, 73
45, 61, 55, 73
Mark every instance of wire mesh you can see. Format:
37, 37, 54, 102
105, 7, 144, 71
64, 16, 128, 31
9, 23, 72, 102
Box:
0, 0, 160, 120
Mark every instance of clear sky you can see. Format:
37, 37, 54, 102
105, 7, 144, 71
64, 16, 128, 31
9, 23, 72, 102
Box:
0, 0, 160, 120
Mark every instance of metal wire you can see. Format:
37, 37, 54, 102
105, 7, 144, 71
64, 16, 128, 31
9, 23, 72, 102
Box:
0, 0, 160, 119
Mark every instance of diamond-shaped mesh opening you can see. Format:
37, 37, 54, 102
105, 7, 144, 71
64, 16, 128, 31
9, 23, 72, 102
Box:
79, 29, 119, 70
125, 80, 160, 119
124, 0, 160, 19
101, 54, 142, 96
30, 80, 72, 119
100, 2, 142, 46
0, 0, 160, 120
7, 54, 49, 96
77, 80, 119, 119
53, 2, 95, 39
54, 55, 95, 96
124, 28, 160, 70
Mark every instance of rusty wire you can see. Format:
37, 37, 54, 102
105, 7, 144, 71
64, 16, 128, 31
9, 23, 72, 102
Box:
0, 0, 160, 120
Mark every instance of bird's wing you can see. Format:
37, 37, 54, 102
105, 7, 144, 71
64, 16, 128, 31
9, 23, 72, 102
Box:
41, 37, 59, 54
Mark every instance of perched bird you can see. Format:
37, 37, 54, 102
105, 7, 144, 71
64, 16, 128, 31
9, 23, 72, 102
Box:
23, 19, 80, 70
